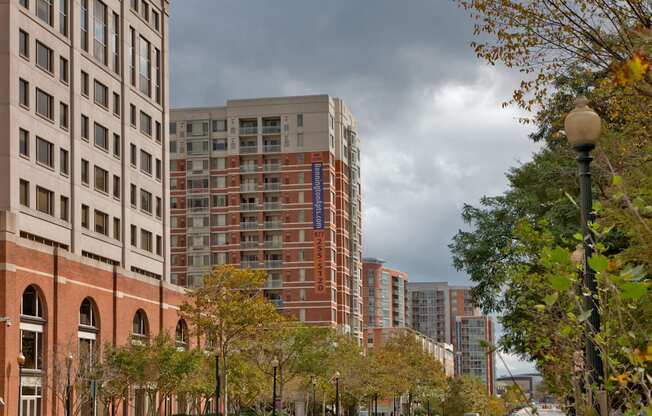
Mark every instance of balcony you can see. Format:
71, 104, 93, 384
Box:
262, 125, 281, 134
240, 184, 258, 192
239, 126, 258, 135
266, 278, 283, 289
241, 241, 259, 249
264, 260, 283, 268
264, 240, 283, 249
264, 202, 281, 210
240, 164, 257, 173
263, 163, 281, 172
240, 222, 258, 230
240, 203, 259, 211
241, 260, 260, 269
264, 221, 282, 229
263, 144, 281, 153
240, 145, 258, 154
264, 183, 281, 191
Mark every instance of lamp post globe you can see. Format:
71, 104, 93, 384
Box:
564, 96, 601, 150
564, 95, 604, 401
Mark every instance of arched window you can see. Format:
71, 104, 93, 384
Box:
79, 298, 97, 328
175, 319, 188, 349
21, 285, 44, 318
132, 310, 148, 341
20, 285, 46, 412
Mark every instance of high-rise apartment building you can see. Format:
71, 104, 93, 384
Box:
362, 258, 409, 347
0, 1, 190, 414
169, 95, 364, 340
455, 315, 495, 394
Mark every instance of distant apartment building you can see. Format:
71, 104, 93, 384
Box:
169, 95, 364, 340
408, 283, 480, 345
0, 0, 195, 414
362, 258, 408, 331
455, 315, 496, 394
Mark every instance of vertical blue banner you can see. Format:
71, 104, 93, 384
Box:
311, 162, 324, 229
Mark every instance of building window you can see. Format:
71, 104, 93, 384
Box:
130, 184, 137, 207
81, 114, 89, 140
81, 159, 89, 184
19, 180, 30, 207
19, 129, 30, 157
81, 204, 89, 228
155, 197, 161, 218
175, 320, 188, 349
140, 111, 152, 136
80, 0, 88, 51
155, 121, 161, 142
130, 224, 137, 246
59, 0, 68, 36
156, 235, 162, 256
130, 104, 136, 126
20, 0, 29, 9
36, 0, 53, 25
113, 175, 120, 199
129, 27, 136, 86
36, 137, 54, 168
81, 71, 89, 96
59, 148, 69, 175
93, 0, 107, 65
59, 57, 69, 83
36, 41, 53, 73
140, 150, 152, 174
59, 102, 69, 129
140, 189, 152, 214
130, 144, 137, 166
21, 286, 45, 378
94, 122, 108, 150
140, 0, 149, 20
19, 79, 29, 108
94, 210, 108, 235
113, 92, 120, 116
35, 186, 54, 215
94, 166, 108, 193
60, 196, 69, 221
94, 80, 108, 108
113, 217, 121, 240
170, 122, 177, 135
297, 113, 303, 127
113, 134, 121, 158
112, 12, 119, 73
138, 36, 151, 96
140, 229, 152, 252
35, 88, 54, 120
155, 48, 161, 103
155, 159, 161, 180
132, 310, 148, 339
19, 30, 29, 58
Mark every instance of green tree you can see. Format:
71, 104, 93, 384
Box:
180, 265, 282, 414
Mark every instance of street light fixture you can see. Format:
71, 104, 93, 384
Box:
564, 95, 604, 390
311, 376, 317, 416
66, 352, 74, 416
272, 358, 279, 416
17, 353, 25, 416
333, 371, 341, 416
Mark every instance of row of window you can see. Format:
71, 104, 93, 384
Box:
19, 30, 70, 84
19, 179, 69, 221
19, 129, 70, 176
129, 0, 162, 33
169, 114, 305, 138
19, 78, 69, 130
130, 184, 163, 219
19, 0, 69, 37
129, 223, 162, 255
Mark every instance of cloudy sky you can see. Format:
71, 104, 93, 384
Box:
169, 1, 540, 374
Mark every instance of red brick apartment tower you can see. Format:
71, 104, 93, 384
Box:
0, 0, 196, 413
169, 95, 363, 341
362, 258, 408, 348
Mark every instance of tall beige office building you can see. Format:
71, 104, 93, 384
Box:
1, 1, 181, 414
169, 95, 364, 340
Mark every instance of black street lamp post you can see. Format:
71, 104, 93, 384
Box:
564, 96, 604, 390
272, 358, 279, 416
17, 353, 25, 416
66, 353, 73, 416
311, 376, 317, 416
334, 372, 340, 416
